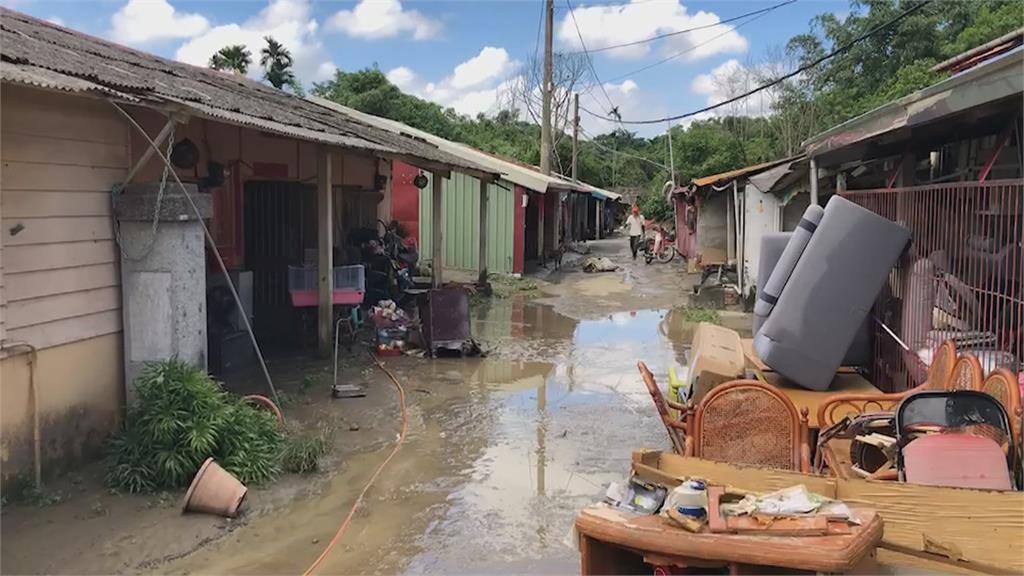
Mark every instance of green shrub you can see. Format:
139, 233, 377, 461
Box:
106, 360, 283, 493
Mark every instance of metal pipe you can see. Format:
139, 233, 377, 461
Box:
2, 340, 40, 488
809, 157, 819, 205
110, 102, 280, 406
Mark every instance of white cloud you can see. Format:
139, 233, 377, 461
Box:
327, 0, 441, 41
175, 0, 325, 86
316, 61, 338, 81
579, 79, 668, 138
110, 0, 209, 45
557, 0, 747, 62
386, 47, 519, 117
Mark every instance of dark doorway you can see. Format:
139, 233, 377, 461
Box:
243, 180, 316, 346
525, 191, 540, 263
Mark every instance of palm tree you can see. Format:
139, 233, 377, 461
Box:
209, 45, 252, 75
260, 36, 299, 93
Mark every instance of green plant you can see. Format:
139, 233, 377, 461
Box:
281, 426, 333, 474
106, 360, 283, 493
681, 307, 721, 324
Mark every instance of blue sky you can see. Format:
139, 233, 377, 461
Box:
9, 0, 847, 136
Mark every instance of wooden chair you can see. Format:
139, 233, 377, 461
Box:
638, 361, 689, 455
949, 354, 984, 391
982, 368, 1023, 451
817, 340, 958, 429
686, 379, 810, 472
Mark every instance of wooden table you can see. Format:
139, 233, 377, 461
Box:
741, 339, 883, 429
576, 505, 884, 575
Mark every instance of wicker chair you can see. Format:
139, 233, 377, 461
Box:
817, 340, 958, 429
982, 368, 1022, 450
949, 354, 984, 391
686, 380, 810, 472
638, 361, 689, 455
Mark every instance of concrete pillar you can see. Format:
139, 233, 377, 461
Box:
115, 183, 211, 402
478, 177, 489, 284
809, 157, 819, 206
318, 147, 333, 356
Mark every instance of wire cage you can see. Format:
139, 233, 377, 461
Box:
287, 265, 366, 307
842, 180, 1023, 392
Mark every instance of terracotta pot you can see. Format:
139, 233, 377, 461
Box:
182, 458, 247, 517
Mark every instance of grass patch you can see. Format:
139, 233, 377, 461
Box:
681, 307, 721, 324
488, 273, 541, 299
3, 480, 66, 508
280, 425, 333, 474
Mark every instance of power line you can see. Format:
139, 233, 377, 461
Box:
565, 0, 796, 56
583, 0, 933, 125
604, 7, 775, 84
565, 0, 617, 116
578, 126, 670, 171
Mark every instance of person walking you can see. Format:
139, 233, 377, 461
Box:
626, 205, 645, 260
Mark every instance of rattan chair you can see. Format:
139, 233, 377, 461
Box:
638, 361, 689, 455
949, 354, 984, 391
687, 379, 810, 472
982, 368, 1022, 450
926, 340, 957, 390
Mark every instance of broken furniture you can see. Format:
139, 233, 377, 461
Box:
639, 361, 688, 454
753, 196, 911, 390
419, 287, 472, 357
575, 498, 883, 574
983, 368, 1023, 450
631, 449, 1024, 574
685, 322, 745, 403
896, 390, 1015, 489
687, 380, 810, 472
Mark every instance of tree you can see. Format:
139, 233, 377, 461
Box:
502, 52, 593, 174
209, 45, 252, 75
260, 36, 300, 94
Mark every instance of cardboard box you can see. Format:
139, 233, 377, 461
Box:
687, 322, 745, 402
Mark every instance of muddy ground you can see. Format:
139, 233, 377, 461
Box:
1, 237, 751, 575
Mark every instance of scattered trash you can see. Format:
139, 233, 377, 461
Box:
581, 257, 618, 273
567, 242, 591, 255
719, 484, 856, 524
605, 478, 667, 514
661, 479, 707, 521
332, 384, 366, 398
182, 458, 247, 518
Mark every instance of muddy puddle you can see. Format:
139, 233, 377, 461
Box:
160, 300, 707, 575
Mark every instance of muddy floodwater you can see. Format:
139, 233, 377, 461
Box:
1, 238, 751, 574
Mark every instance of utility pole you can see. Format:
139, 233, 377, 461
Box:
540, 0, 553, 176
571, 92, 579, 180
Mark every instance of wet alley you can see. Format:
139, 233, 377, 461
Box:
1, 237, 751, 575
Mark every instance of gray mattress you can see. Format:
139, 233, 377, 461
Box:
753, 195, 910, 390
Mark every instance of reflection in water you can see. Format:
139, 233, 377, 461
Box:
405, 302, 694, 574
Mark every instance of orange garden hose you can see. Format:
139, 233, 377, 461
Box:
303, 352, 409, 575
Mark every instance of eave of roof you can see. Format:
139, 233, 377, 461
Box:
691, 155, 804, 188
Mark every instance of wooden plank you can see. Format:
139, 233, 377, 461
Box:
3, 191, 113, 218
632, 451, 837, 498
761, 371, 883, 428
0, 162, 126, 192
836, 476, 1024, 573
1, 133, 127, 168
6, 309, 121, 350
3, 240, 117, 273
6, 263, 119, 301
5, 286, 120, 330
1, 87, 128, 145
1, 216, 113, 246
317, 146, 333, 356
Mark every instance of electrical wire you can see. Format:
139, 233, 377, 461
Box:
303, 351, 409, 575
564, 0, 796, 55
578, 126, 670, 171
603, 7, 776, 84
583, 0, 933, 125
565, 0, 617, 115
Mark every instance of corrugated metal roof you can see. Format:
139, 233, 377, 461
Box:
803, 49, 1024, 157
692, 155, 804, 188
309, 96, 600, 194
0, 8, 494, 177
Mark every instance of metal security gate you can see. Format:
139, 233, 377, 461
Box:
243, 180, 315, 344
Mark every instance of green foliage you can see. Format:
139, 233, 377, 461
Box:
488, 273, 541, 298
261, 36, 299, 94
640, 189, 673, 224
681, 307, 721, 324
209, 45, 252, 75
105, 360, 283, 493
3, 478, 66, 507
280, 425, 333, 474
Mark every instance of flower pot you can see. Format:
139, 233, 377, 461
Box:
182, 457, 247, 517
